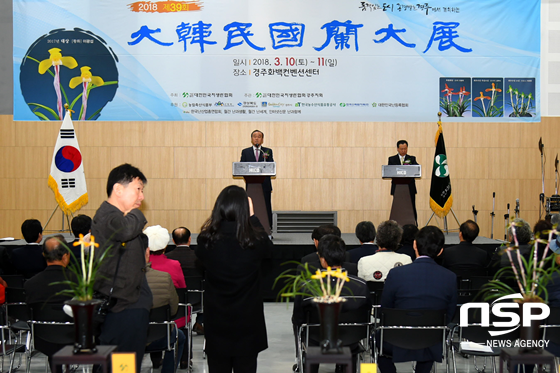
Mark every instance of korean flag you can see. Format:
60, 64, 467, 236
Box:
48, 110, 88, 214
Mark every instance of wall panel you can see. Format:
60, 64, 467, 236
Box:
1, 115, 559, 240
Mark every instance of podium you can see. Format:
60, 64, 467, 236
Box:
233, 162, 276, 234
382, 165, 421, 226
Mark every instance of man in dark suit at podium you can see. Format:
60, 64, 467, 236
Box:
240, 130, 274, 227
388, 140, 418, 225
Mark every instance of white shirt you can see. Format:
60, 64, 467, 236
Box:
357, 251, 412, 282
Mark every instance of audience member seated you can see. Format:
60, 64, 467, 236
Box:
348, 221, 378, 264
490, 218, 532, 274
69, 214, 92, 265
24, 235, 74, 372
549, 214, 560, 254
166, 226, 205, 339
301, 225, 343, 267
395, 224, 418, 262
441, 220, 488, 277
305, 233, 357, 276
144, 242, 186, 373
377, 226, 457, 373
11, 219, 47, 278
144, 224, 188, 368
144, 225, 186, 291
0, 276, 6, 304
166, 226, 198, 274
357, 221, 412, 282
292, 235, 371, 373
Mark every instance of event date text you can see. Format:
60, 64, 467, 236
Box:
233, 58, 338, 68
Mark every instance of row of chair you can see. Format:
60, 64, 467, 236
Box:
0, 280, 205, 373
297, 274, 560, 373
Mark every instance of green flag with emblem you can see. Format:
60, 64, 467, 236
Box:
429, 121, 453, 217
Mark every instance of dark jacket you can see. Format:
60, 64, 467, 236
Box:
166, 245, 203, 276
388, 154, 418, 195
442, 241, 489, 277
304, 260, 358, 277
24, 265, 74, 304
92, 201, 149, 313
195, 216, 272, 356
381, 257, 457, 363
292, 273, 371, 327
10, 244, 47, 279
348, 243, 378, 264
240, 146, 274, 192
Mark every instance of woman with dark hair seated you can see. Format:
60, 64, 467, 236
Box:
196, 185, 273, 373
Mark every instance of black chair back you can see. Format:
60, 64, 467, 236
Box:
184, 276, 204, 312
4, 288, 30, 327
1, 275, 26, 288
305, 296, 372, 346
379, 308, 446, 350
543, 306, 560, 345
366, 281, 384, 305
174, 287, 187, 321
459, 305, 520, 343
28, 303, 74, 345
147, 305, 172, 345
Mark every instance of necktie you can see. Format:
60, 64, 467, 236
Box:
255, 148, 259, 162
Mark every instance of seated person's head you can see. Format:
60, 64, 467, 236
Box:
414, 226, 445, 259
42, 235, 70, 266
71, 214, 92, 238
172, 227, 191, 246
507, 218, 532, 245
311, 224, 341, 248
460, 220, 479, 243
355, 221, 376, 244
376, 220, 403, 252
143, 225, 170, 255
317, 234, 346, 268
21, 219, 42, 243
400, 224, 419, 246
533, 219, 552, 239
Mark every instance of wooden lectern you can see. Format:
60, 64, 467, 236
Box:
233, 162, 276, 234
382, 165, 421, 226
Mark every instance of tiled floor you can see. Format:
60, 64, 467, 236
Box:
15, 302, 497, 373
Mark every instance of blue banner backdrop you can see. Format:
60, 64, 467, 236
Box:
13, 0, 540, 122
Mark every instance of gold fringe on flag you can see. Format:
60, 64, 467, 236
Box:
48, 175, 89, 215
430, 194, 453, 218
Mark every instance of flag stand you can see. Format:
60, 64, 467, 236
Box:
43, 205, 72, 233
425, 208, 460, 234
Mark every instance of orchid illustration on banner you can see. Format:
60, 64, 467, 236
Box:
506, 85, 535, 117
473, 83, 503, 117
440, 83, 470, 117
69, 66, 105, 120
38, 48, 78, 120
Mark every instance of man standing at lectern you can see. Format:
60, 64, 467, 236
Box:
388, 140, 418, 225
240, 130, 274, 227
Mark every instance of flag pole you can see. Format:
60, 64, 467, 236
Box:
427, 113, 460, 233
44, 103, 80, 233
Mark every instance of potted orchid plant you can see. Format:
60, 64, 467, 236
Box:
275, 263, 350, 352
275, 262, 350, 303
56, 234, 112, 353
481, 222, 558, 303
480, 221, 559, 352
